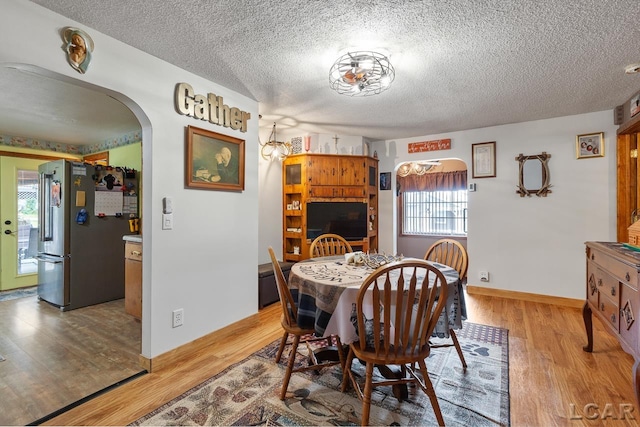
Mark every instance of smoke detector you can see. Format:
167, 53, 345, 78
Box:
625, 63, 640, 74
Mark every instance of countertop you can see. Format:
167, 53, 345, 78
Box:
122, 235, 142, 243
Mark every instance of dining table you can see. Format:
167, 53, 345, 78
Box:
288, 255, 466, 346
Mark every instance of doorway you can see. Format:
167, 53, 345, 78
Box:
395, 158, 468, 258
0, 65, 146, 424
0, 157, 47, 291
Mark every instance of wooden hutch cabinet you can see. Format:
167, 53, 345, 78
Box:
617, 94, 640, 242
282, 153, 378, 262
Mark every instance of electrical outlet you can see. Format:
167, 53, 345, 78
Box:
172, 308, 184, 328
479, 271, 490, 282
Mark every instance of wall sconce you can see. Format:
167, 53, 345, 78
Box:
259, 122, 290, 161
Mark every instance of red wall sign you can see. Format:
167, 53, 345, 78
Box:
408, 139, 451, 153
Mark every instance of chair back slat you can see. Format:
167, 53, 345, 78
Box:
355, 260, 448, 360
310, 233, 353, 257
268, 247, 297, 328
424, 238, 468, 280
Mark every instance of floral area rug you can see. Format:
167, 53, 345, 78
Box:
131, 322, 509, 426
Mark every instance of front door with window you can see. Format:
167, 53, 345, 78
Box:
0, 156, 47, 291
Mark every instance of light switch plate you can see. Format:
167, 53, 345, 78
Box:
162, 213, 173, 230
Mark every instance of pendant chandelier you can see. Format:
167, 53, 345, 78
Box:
329, 51, 395, 97
259, 122, 290, 161
397, 161, 441, 177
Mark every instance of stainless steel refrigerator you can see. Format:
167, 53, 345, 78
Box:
37, 159, 135, 311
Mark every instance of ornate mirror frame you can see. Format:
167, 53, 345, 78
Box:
516, 152, 552, 197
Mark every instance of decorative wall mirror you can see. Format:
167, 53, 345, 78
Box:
516, 152, 552, 197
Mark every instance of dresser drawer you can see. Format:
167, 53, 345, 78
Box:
595, 266, 619, 300
598, 293, 619, 330
590, 248, 638, 289
125, 242, 142, 261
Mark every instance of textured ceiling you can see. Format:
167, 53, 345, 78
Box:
0, 66, 140, 146
8, 0, 640, 144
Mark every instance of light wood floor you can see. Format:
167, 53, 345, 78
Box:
0, 296, 142, 426
36, 292, 640, 426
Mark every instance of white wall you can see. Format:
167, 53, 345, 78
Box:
372, 111, 617, 300
3, 1, 259, 358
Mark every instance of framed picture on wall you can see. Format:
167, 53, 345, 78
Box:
380, 172, 391, 190
185, 125, 245, 191
471, 141, 496, 178
576, 132, 604, 159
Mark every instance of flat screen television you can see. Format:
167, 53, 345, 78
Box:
306, 202, 368, 240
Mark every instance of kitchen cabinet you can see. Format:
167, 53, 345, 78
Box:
124, 240, 142, 320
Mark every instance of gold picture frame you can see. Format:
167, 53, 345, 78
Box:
471, 141, 496, 178
185, 125, 245, 191
576, 132, 604, 159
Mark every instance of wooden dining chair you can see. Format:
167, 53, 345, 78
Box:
341, 260, 448, 426
424, 238, 468, 370
309, 233, 353, 258
268, 247, 345, 400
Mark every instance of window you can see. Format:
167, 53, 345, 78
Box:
402, 189, 467, 235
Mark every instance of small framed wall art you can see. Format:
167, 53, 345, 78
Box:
471, 141, 496, 178
379, 172, 391, 190
186, 125, 245, 191
576, 132, 604, 159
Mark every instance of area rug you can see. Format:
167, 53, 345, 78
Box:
131, 322, 509, 426
0, 286, 37, 302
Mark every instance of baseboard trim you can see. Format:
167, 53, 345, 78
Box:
466, 285, 584, 308
142, 311, 261, 372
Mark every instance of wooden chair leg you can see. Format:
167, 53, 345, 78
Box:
280, 334, 300, 400
360, 361, 375, 426
335, 336, 346, 371
450, 329, 467, 371
275, 331, 288, 363
341, 347, 355, 392
417, 359, 444, 426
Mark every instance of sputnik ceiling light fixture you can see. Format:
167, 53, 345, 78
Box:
329, 51, 395, 96
259, 122, 290, 161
